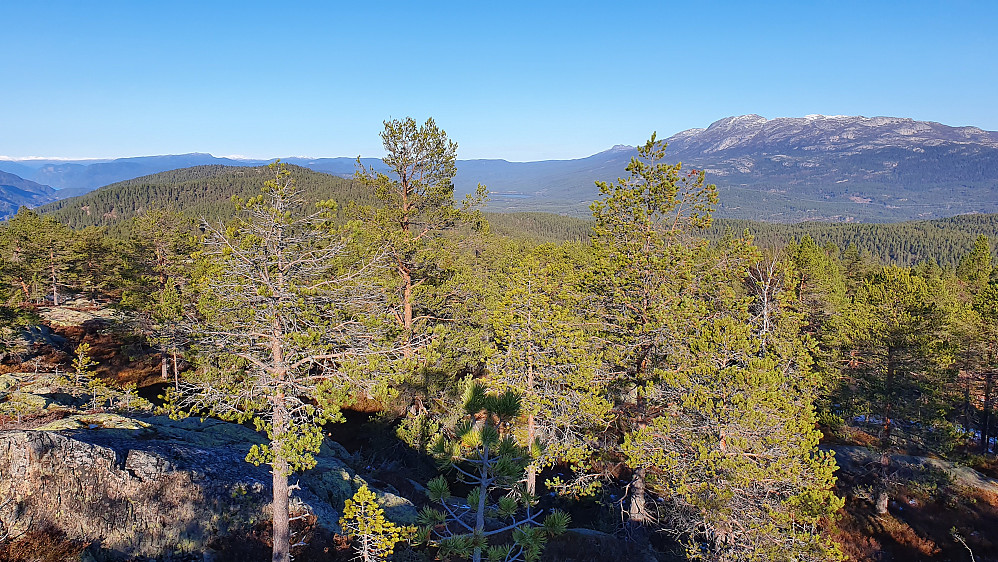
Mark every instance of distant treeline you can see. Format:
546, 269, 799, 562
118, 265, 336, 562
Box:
486, 213, 998, 267
706, 214, 998, 267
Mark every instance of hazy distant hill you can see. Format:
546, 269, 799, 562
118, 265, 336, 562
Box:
0, 171, 58, 217
8, 114, 998, 222
2, 154, 259, 192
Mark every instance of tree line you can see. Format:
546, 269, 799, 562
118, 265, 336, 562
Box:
2, 118, 997, 562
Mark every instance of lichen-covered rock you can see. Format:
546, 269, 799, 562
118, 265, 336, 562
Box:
0, 374, 22, 393
39, 305, 118, 328
0, 415, 416, 560
34, 412, 153, 431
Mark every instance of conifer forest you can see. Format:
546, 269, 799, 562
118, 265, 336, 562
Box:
2, 118, 998, 562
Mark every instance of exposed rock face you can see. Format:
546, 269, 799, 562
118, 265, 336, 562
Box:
0, 415, 415, 560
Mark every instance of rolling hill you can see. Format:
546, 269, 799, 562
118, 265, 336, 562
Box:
35, 165, 374, 234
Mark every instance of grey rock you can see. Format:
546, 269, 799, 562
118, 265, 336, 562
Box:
0, 414, 416, 559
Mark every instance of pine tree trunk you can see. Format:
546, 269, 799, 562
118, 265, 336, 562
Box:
628, 466, 650, 524
473, 442, 489, 562
400, 183, 414, 360
18, 278, 30, 305
361, 533, 372, 562
882, 345, 897, 448
271, 399, 291, 562
876, 451, 890, 515
964, 378, 972, 442
983, 371, 994, 454
526, 325, 536, 496
172, 349, 180, 390
272, 452, 291, 562
270, 280, 291, 562
161, 354, 169, 380
50, 248, 59, 306
526, 413, 536, 496
877, 346, 897, 516
403, 264, 413, 358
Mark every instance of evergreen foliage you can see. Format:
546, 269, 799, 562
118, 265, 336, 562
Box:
354, 116, 487, 365
419, 381, 568, 562
589, 134, 842, 559
707, 213, 998, 267
485, 241, 611, 495
339, 485, 416, 562
167, 162, 386, 562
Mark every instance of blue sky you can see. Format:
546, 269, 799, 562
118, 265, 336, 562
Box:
2, 0, 995, 161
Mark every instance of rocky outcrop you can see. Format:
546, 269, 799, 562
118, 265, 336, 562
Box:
830, 444, 998, 494
0, 414, 415, 560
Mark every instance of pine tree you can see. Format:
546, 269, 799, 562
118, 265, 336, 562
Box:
68, 226, 121, 301
0, 208, 72, 305
339, 485, 416, 562
170, 162, 384, 562
589, 134, 842, 559
957, 234, 994, 292
354, 117, 487, 364
588, 132, 719, 526
852, 267, 952, 448
122, 209, 198, 385
486, 241, 610, 495
849, 266, 954, 513
419, 381, 569, 562
973, 282, 998, 453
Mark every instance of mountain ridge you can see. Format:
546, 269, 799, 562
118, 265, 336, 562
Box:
0, 171, 58, 217
5, 114, 998, 222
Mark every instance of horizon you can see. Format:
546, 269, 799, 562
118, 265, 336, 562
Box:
3, 111, 996, 165
2, 1, 996, 162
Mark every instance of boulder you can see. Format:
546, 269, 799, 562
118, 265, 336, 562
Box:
0, 414, 416, 560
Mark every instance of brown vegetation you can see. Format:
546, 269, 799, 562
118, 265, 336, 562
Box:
0, 523, 89, 562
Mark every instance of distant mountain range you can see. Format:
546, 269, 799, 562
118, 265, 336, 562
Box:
0, 171, 58, 217
3, 114, 998, 222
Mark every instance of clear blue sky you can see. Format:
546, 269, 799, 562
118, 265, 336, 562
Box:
2, 0, 995, 161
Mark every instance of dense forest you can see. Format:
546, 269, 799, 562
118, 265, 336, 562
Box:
2, 118, 998, 562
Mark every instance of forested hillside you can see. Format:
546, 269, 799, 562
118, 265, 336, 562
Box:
3, 120, 998, 562
709, 213, 998, 266
36, 164, 375, 234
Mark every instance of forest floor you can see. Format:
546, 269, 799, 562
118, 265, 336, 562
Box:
826, 438, 998, 561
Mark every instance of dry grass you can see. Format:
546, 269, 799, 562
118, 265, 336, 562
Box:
878, 514, 941, 557
967, 454, 998, 480
0, 408, 70, 430
0, 524, 89, 562
826, 506, 883, 562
